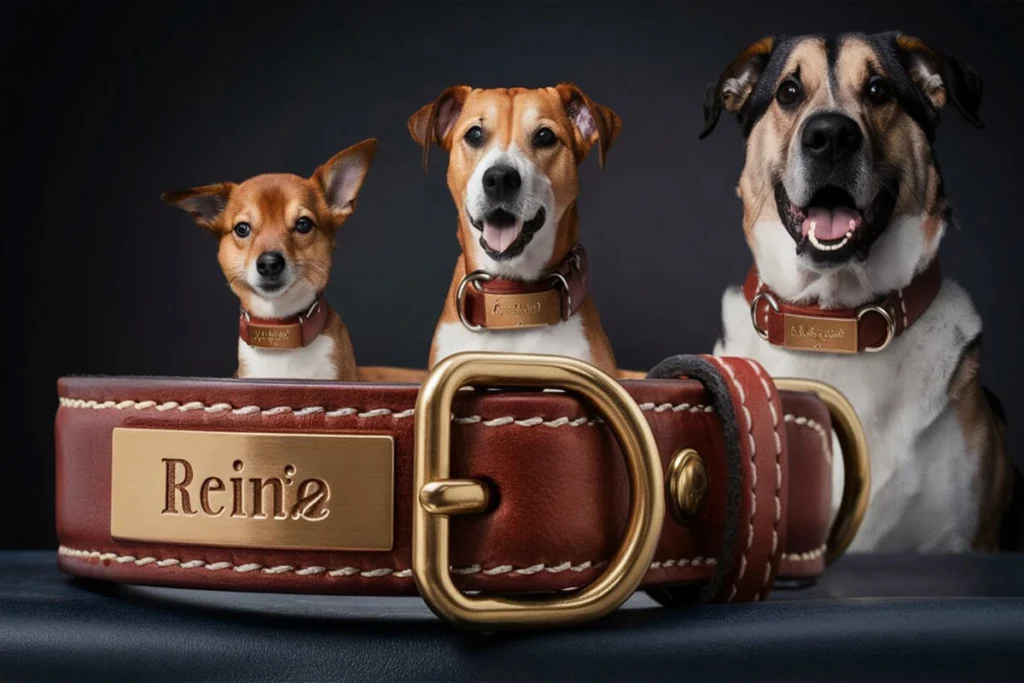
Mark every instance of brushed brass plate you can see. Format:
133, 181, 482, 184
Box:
783, 313, 859, 353
247, 322, 302, 349
482, 290, 562, 328
111, 428, 393, 551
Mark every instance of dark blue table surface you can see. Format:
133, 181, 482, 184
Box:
2, 551, 1023, 681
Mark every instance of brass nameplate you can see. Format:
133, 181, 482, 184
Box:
482, 290, 561, 329
248, 323, 302, 349
111, 428, 394, 551
783, 313, 859, 353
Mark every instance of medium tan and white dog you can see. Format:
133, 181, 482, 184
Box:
408, 85, 620, 374
703, 32, 1020, 551
163, 139, 377, 380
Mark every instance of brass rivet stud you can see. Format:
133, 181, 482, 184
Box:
666, 448, 708, 523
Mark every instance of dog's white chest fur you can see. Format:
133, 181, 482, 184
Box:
717, 279, 983, 552
238, 335, 337, 380
434, 316, 593, 364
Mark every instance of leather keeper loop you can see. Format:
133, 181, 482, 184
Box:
645, 354, 787, 605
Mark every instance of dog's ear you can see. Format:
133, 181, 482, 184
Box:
161, 183, 235, 230
555, 83, 621, 169
701, 36, 776, 139
407, 86, 472, 171
893, 33, 984, 128
313, 138, 378, 221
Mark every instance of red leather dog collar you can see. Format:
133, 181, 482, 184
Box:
745, 261, 942, 353
457, 244, 589, 330
55, 353, 863, 629
238, 295, 330, 349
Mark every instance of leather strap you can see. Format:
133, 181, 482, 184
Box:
55, 358, 832, 603
238, 295, 330, 349
462, 244, 588, 329
745, 260, 942, 353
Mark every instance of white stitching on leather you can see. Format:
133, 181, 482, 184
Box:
708, 357, 756, 604
57, 546, 715, 578
784, 414, 832, 464
897, 288, 909, 328
745, 360, 782, 594
57, 397, 713, 425
781, 543, 827, 562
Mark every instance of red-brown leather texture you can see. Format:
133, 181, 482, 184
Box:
55, 358, 832, 602
464, 244, 588, 327
745, 260, 942, 351
238, 295, 330, 348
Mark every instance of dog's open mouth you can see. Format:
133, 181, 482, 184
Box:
775, 179, 899, 263
471, 207, 546, 260
801, 186, 862, 252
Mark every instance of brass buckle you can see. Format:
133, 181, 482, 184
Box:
775, 378, 870, 564
412, 352, 665, 629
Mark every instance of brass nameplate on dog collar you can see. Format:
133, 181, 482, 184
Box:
110, 428, 394, 551
783, 313, 859, 353
481, 290, 562, 329
247, 323, 302, 349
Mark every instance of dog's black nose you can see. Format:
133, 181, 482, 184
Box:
482, 165, 522, 201
801, 113, 863, 164
256, 251, 286, 277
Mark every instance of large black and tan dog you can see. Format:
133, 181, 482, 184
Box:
703, 32, 1019, 551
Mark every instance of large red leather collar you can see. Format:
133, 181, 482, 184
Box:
744, 261, 942, 353
238, 294, 330, 349
458, 244, 589, 330
55, 355, 842, 626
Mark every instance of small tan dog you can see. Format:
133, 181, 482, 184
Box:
162, 139, 377, 380
408, 84, 620, 374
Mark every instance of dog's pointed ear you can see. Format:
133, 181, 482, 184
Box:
555, 83, 621, 169
894, 33, 984, 128
313, 138, 378, 221
407, 86, 472, 171
701, 36, 776, 139
161, 183, 235, 230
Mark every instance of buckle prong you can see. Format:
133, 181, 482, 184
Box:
419, 479, 490, 515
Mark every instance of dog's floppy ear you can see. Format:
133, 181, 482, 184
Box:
161, 183, 235, 230
555, 83, 621, 169
407, 86, 472, 171
701, 36, 776, 139
893, 33, 984, 128
313, 138, 378, 221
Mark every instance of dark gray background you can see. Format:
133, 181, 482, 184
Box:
3, 1, 1021, 549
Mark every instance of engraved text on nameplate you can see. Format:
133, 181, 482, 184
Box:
110, 428, 394, 551
482, 290, 562, 328
783, 313, 859, 353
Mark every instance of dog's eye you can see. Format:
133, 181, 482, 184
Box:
465, 125, 485, 148
533, 127, 557, 148
866, 75, 891, 105
295, 217, 314, 234
233, 222, 251, 238
776, 78, 803, 107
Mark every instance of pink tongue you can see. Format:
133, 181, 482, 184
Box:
802, 206, 863, 241
482, 220, 524, 253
